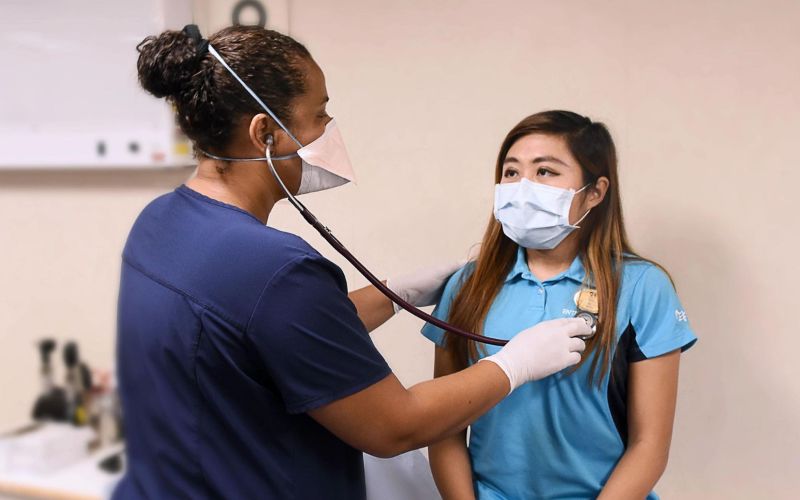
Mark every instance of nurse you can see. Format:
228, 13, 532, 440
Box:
114, 26, 589, 499
423, 110, 698, 499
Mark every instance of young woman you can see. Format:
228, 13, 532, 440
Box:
423, 110, 697, 499
115, 26, 589, 499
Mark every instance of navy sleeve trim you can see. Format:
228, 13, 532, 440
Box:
608, 323, 637, 446
286, 368, 393, 415
627, 325, 647, 363
621, 322, 695, 364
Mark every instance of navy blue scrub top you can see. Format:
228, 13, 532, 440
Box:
113, 185, 391, 499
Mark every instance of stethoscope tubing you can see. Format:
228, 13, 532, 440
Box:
265, 145, 508, 346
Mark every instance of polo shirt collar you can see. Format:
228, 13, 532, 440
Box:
505, 247, 586, 284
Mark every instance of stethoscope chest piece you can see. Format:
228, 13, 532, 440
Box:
575, 311, 597, 339
574, 288, 599, 340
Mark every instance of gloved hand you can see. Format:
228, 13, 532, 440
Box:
385, 259, 466, 315
481, 318, 589, 393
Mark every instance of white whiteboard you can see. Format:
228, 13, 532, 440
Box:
0, 0, 194, 169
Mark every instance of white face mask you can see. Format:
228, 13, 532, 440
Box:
201, 45, 355, 196
295, 119, 355, 195
494, 178, 591, 250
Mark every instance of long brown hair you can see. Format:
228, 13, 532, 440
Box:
444, 110, 655, 386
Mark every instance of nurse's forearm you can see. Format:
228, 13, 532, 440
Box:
347, 283, 394, 332
309, 362, 508, 458
391, 361, 508, 453
597, 440, 669, 499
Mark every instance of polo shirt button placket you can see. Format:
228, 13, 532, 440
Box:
529, 281, 546, 309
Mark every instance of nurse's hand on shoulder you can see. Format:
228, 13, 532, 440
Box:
386, 245, 479, 314
482, 318, 589, 393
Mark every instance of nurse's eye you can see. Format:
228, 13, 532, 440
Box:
537, 167, 557, 177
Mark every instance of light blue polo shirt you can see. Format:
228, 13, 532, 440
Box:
421, 248, 697, 500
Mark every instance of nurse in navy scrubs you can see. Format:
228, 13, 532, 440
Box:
114, 25, 589, 499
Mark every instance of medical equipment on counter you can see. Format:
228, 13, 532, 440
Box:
89, 372, 122, 449
98, 449, 125, 474
32, 339, 69, 422
32, 340, 108, 427
38, 339, 56, 392
63, 342, 92, 425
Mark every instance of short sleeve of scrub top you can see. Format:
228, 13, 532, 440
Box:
247, 253, 392, 414
626, 264, 697, 361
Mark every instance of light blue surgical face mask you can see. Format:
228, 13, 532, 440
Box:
493, 178, 592, 250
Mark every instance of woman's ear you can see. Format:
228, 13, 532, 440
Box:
586, 176, 610, 209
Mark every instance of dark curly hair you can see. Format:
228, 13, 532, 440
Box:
136, 25, 311, 156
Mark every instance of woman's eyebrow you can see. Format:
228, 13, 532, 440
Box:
532, 155, 568, 166
503, 156, 520, 164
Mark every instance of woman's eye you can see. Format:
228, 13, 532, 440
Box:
537, 167, 556, 177
503, 169, 519, 178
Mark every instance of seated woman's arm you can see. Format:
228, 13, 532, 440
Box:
598, 349, 681, 499
428, 346, 477, 500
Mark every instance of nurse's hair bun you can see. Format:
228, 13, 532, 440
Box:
136, 29, 204, 99
134, 25, 310, 157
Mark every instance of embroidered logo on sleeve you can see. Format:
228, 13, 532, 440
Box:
675, 309, 688, 322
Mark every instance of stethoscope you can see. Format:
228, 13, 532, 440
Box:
263, 137, 511, 346
203, 39, 595, 345
199, 41, 507, 345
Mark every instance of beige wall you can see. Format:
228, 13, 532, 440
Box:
1, 0, 798, 497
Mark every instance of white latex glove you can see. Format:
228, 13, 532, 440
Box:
481, 318, 589, 393
385, 259, 466, 315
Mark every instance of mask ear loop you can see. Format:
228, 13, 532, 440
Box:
572, 183, 594, 228
573, 209, 592, 227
